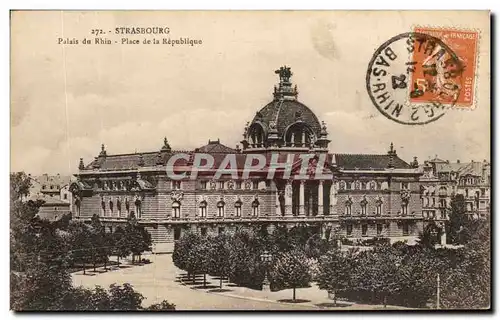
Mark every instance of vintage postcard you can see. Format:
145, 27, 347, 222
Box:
10, 11, 491, 311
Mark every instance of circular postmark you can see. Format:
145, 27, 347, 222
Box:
366, 32, 464, 125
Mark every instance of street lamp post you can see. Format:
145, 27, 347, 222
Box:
260, 250, 272, 292
436, 273, 440, 309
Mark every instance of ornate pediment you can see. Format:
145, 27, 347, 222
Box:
171, 191, 184, 202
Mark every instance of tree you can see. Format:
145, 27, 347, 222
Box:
146, 300, 176, 310
208, 233, 232, 288
228, 230, 264, 289
10, 172, 32, 201
317, 248, 358, 306
67, 221, 94, 274
173, 231, 202, 283
447, 194, 469, 244
124, 220, 152, 264
188, 238, 212, 288
270, 249, 311, 301
417, 221, 441, 249
350, 245, 403, 308
113, 226, 132, 266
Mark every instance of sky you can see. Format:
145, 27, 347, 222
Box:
10, 11, 491, 175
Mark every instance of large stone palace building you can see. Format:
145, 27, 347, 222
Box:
71, 66, 443, 252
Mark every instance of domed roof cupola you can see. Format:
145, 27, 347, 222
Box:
241, 66, 330, 153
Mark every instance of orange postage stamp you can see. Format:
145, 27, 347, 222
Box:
409, 27, 479, 108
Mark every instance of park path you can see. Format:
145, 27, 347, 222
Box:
72, 253, 409, 310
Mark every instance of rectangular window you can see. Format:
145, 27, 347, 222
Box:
252, 181, 259, 190
346, 182, 352, 190
440, 199, 446, 208
174, 227, 182, 241
236, 181, 242, 190
200, 181, 207, 190
201, 227, 207, 237
481, 188, 486, 196
200, 206, 207, 218
218, 181, 225, 189
362, 224, 368, 236
172, 181, 182, 190
218, 206, 224, 217
401, 203, 408, 215
401, 182, 409, 190
377, 224, 383, 236
346, 224, 353, 236
403, 223, 409, 236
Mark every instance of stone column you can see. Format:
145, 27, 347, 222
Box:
318, 180, 324, 216
299, 180, 305, 216
330, 181, 337, 215
301, 131, 306, 147
285, 181, 293, 216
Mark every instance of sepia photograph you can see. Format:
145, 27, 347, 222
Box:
10, 10, 491, 311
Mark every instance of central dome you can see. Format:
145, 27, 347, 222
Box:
241, 66, 330, 152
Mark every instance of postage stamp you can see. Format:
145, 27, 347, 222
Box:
366, 32, 463, 125
410, 27, 479, 108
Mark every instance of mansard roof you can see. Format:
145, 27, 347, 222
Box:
333, 154, 411, 170
436, 160, 489, 177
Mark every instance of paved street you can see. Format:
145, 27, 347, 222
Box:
72, 254, 408, 310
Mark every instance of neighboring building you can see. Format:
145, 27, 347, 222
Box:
28, 195, 71, 221
71, 66, 427, 252
29, 174, 72, 199
423, 157, 491, 219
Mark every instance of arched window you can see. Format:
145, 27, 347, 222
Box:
235, 200, 242, 217
252, 199, 260, 217
109, 200, 114, 215
355, 181, 361, 190
217, 201, 225, 217
401, 201, 409, 216
117, 198, 122, 217
360, 198, 367, 215
345, 199, 352, 215
125, 198, 130, 215
375, 198, 383, 215
135, 199, 142, 218
199, 200, 207, 218
101, 199, 106, 216
248, 123, 266, 148
369, 181, 376, 190
284, 122, 315, 147
172, 201, 181, 218
361, 182, 367, 190
75, 199, 81, 217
